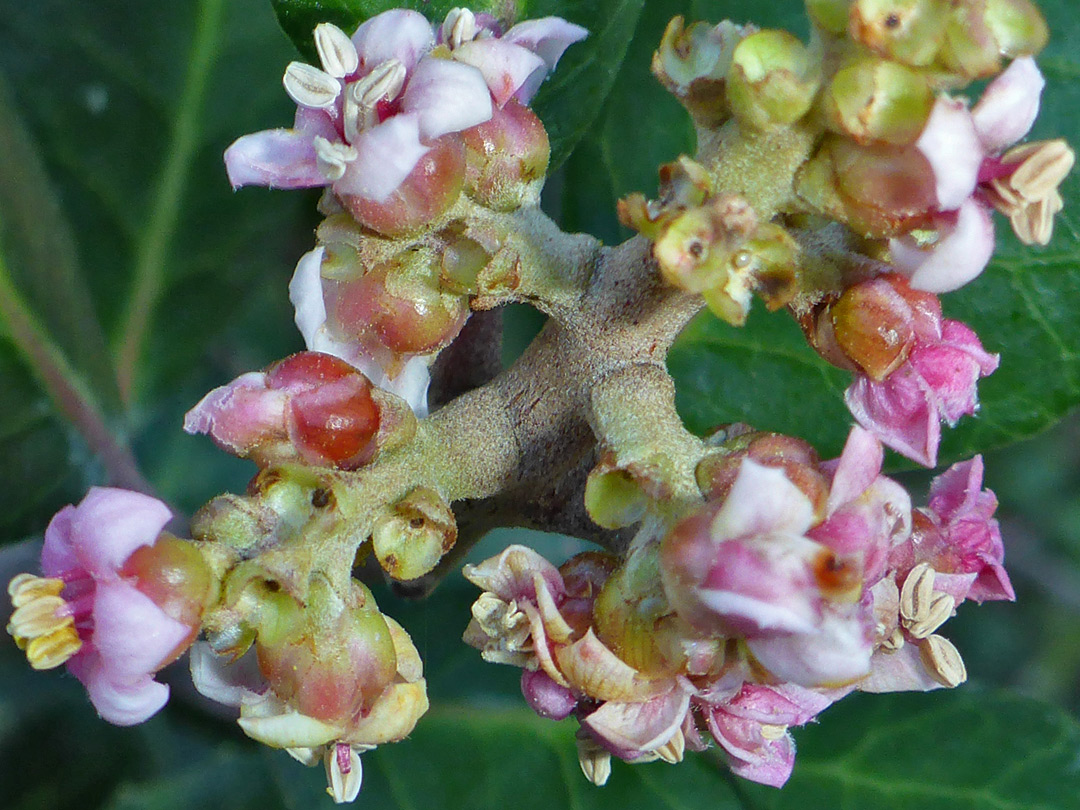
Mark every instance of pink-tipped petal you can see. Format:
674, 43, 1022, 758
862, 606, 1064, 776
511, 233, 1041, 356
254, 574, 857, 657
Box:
402, 58, 493, 141
748, 609, 873, 687
845, 372, 940, 468
92, 581, 190, 681
503, 17, 589, 71
70, 488, 172, 578
890, 200, 996, 293
928, 456, 989, 523
351, 9, 435, 74
289, 247, 328, 348
41, 505, 78, 578
711, 460, 815, 540
81, 660, 171, 726
973, 56, 1045, 153
916, 98, 983, 210
453, 39, 546, 107
183, 372, 288, 454
335, 114, 429, 202
582, 689, 691, 754
224, 130, 326, 190
859, 643, 943, 693
826, 426, 884, 516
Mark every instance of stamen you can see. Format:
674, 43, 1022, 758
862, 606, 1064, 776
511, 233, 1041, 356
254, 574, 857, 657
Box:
443, 8, 478, 49
312, 136, 358, 182
314, 24, 359, 79
1004, 139, 1074, 202
324, 743, 363, 804
283, 62, 341, 110
6, 573, 84, 669
343, 59, 407, 144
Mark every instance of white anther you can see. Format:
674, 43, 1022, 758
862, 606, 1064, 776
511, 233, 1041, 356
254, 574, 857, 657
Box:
1005, 139, 1075, 202
920, 634, 967, 688
283, 62, 341, 109
577, 736, 612, 786
314, 23, 359, 79
443, 8, 478, 49
899, 562, 935, 624
654, 729, 686, 764
324, 743, 363, 804
906, 592, 955, 639
342, 59, 406, 143
312, 136, 358, 182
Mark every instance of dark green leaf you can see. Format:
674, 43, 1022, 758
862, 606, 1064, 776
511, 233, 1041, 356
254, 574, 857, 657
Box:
747, 690, 1080, 810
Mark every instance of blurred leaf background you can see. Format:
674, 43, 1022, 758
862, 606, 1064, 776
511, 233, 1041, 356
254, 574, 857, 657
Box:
3, 0, 1080, 807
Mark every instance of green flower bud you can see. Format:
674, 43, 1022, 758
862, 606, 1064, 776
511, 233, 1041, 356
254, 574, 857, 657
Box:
439, 231, 491, 295
985, 0, 1048, 58
849, 0, 947, 67
827, 58, 934, 144
726, 30, 821, 129
372, 487, 458, 581
940, 1, 1001, 79
806, 0, 853, 35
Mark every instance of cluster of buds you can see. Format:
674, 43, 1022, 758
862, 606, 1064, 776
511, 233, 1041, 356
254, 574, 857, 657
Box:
466, 425, 1013, 786
224, 8, 584, 411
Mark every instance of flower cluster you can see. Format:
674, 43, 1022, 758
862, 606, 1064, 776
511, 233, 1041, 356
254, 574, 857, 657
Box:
466, 426, 1013, 786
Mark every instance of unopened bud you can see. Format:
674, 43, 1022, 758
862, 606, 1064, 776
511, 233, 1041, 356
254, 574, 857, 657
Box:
829, 276, 918, 380
372, 487, 458, 581
849, 0, 946, 67
342, 135, 466, 237
826, 58, 933, 145
940, 3, 1002, 80
806, 0, 852, 35
726, 30, 820, 130
461, 99, 550, 211
985, 0, 1048, 58
121, 534, 218, 635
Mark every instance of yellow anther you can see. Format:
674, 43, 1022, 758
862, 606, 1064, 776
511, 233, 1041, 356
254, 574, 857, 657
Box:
26, 625, 83, 670
6, 573, 83, 670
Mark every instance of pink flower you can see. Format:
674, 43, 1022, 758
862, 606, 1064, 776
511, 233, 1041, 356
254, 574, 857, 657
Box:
846, 318, 999, 468
38, 488, 192, 725
890, 57, 1048, 291
224, 12, 492, 203
184, 351, 382, 468
438, 9, 588, 107
703, 683, 834, 787
660, 460, 874, 686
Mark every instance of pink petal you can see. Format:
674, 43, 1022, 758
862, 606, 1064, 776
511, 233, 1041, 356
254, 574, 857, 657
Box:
453, 39, 546, 107
334, 113, 429, 202
41, 505, 78, 578
70, 488, 172, 578
503, 17, 589, 71
582, 688, 691, 754
79, 656, 171, 726
845, 371, 939, 468
520, 669, 577, 720
825, 426, 884, 516
916, 98, 983, 210
401, 58, 493, 141
92, 581, 190, 680
223, 129, 326, 190
183, 372, 287, 455
708, 710, 796, 787
722, 683, 833, 726
462, 544, 565, 602
973, 56, 1044, 153
890, 199, 996, 293
859, 644, 942, 693
748, 608, 873, 687
928, 455, 988, 522
351, 9, 435, 74
711, 460, 815, 540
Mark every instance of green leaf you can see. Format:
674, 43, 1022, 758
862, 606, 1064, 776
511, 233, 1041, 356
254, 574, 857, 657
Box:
0, 0, 315, 516
745, 690, 1080, 810
269, 0, 645, 170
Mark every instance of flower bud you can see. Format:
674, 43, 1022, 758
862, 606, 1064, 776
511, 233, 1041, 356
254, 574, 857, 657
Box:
726, 30, 820, 130
806, 0, 852, 35
938, 1, 1002, 80
461, 99, 550, 211
985, 0, 1048, 58
120, 534, 218, 639
341, 135, 466, 237
849, 0, 947, 67
439, 231, 492, 295
372, 487, 457, 581
652, 17, 749, 126
826, 58, 933, 145
324, 250, 469, 355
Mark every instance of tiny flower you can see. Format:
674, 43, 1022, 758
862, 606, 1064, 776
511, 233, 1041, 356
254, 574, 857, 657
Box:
224, 13, 492, 224
6, 488, 212, 725
184, 351, 382, 469
438, 9, 589, 107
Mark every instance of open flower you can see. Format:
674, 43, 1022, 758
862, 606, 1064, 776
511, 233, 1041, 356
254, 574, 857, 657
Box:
891, 56, 1072, 291
224, 12, 492, 205
6, 489, 211, 725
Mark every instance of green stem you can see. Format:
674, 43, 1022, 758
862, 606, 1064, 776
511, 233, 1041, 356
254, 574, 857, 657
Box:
113, 0, 225, 403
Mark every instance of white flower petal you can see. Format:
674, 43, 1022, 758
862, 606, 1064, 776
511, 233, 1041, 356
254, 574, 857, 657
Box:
289, 247, 328, 347
453, 39, 546, 107
916, 98, 983, 210
972, 56, 1044, 153
710, 460, 815, 542
334, 113, 429, 202
402, 58, 493, 141
351, 9, 435, 74
503, 17, 589, 71
890, 199, 996, 293
224, 130, 327, 190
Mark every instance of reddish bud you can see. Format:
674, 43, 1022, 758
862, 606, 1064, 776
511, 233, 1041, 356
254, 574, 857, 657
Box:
462, 99, 550, 211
